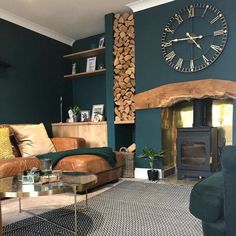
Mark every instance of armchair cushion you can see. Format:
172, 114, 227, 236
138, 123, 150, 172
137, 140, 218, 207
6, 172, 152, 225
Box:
10, 123, 56, 157
189, 171, 224, 222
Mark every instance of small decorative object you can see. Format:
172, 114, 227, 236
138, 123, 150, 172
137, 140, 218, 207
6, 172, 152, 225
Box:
80, 110, 90, 122
98, 36, 105, 48
91, 104, 104, 122
98, 63, 104, 69
71, 105, 80, 122
138, 147, 164, 181
67, 109, 74, 123
40, 159, 52, 175
72, 63, 76, 74
22, 167, 41, 184
86, 57, 96, 72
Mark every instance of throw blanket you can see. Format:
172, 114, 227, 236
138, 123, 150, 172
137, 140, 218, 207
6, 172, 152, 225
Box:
36, 147, 116, 168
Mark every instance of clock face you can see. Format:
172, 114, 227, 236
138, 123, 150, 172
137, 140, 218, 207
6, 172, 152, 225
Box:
161, 3, 228, 73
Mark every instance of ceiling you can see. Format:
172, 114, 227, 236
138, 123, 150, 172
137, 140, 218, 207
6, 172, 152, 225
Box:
0, 0, 174, 45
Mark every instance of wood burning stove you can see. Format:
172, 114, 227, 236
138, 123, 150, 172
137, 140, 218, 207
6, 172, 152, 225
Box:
176, 99, 220, 179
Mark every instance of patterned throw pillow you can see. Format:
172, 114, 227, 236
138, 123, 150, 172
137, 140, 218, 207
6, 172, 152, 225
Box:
0, 127, 14, 159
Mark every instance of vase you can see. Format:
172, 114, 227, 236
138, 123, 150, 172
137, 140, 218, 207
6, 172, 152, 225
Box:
147, 169, 159, 181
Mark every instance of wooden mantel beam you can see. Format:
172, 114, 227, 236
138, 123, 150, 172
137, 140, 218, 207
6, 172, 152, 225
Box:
135, 79, 236, 110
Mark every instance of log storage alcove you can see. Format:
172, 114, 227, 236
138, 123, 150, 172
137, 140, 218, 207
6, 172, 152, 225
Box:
135, 79, 236, 110
113, 13, 135, 123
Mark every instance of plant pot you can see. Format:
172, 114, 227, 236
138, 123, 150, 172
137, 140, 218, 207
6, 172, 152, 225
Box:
147, 169, 159, 181
73, 115, 79, 122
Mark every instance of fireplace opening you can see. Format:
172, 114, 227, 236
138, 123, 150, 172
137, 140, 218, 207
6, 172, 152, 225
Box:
176, 99, 220, 179
161, 99, 233, 179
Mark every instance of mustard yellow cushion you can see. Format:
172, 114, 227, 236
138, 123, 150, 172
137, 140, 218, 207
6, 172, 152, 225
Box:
0, 127, 14, 159
10, 123, 56, 157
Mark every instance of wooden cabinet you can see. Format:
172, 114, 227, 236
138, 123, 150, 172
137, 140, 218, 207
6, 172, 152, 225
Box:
63, 47, 106, 79
52, 122, 107, 148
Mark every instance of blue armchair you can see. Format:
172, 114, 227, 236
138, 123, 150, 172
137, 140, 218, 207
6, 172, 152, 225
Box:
189, 145, 236, 236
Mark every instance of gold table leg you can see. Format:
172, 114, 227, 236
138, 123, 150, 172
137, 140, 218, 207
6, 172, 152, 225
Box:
0, 199, 3, 236
74, 185, 78, 236
19, 197, 22, 213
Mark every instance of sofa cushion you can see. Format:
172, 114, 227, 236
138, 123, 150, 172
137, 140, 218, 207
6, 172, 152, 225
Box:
10, 123, 56, 157
189, 171, 224, 222
54, 151, 124, 174
0, 127, 14, 159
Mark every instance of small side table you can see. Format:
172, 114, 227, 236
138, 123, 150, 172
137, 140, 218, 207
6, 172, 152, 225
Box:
61, 171, 97, 235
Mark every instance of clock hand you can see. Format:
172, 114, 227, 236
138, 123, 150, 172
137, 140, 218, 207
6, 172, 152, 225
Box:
186, 32, 202, 50
171, 35, 203, 43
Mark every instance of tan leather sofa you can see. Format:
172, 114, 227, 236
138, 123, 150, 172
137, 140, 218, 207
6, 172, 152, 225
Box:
0, 136, 124, 189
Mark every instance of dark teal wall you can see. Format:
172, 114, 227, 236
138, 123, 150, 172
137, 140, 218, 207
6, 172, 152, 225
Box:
105, 14, 116, 148
0, 19, 72, 135
134, 0, 236, 162
72, 34, 106, 117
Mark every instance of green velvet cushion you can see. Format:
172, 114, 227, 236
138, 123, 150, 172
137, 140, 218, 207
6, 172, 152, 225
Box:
189, 171, 224, 222
202, 219, 226, 236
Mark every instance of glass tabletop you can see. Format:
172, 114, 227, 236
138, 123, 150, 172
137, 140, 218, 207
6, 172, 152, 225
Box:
0, 175, 73, 198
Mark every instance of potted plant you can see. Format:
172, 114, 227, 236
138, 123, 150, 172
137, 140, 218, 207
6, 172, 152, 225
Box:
70, 105, 80, 122
138, 146, 164, 181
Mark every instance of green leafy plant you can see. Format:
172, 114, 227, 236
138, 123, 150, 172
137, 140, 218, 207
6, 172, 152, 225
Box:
70, 105, 80, 115
138, 146, 164, 170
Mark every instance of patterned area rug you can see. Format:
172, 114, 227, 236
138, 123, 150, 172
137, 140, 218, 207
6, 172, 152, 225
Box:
3, 181, 202, 236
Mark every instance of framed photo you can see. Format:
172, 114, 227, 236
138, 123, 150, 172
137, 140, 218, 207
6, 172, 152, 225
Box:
80, 110, 90, 122
98, 37, 105, 48
91, 104, 104, 122
86, 57, 96, 72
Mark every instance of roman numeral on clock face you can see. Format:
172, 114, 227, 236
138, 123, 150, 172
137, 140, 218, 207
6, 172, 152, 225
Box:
190, 59, 194, 71
165, 26, 174, 34
187, 5, 194, 18
175, 13, 183, 24
162, 41, 172, 48
202, 4, 209, 17
213, 29, 226, 36
202, 55, 210, 65
165, 51, 176, 61
210, 14, 222, 24
211, 44, 222, 53
175, 58, 183, 69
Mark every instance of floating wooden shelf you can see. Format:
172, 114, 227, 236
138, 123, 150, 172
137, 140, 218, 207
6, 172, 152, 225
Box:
64, 69, 106, 79
63, 47, 105, 60
114, 120, 135, 124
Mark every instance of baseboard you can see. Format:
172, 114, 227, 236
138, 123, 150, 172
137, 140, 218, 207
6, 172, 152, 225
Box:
134, 168, 163, 179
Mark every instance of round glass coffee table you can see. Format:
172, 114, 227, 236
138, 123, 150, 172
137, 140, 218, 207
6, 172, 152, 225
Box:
0, 172, 97, 236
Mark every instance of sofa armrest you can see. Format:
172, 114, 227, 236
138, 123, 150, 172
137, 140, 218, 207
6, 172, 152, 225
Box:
51, 137, 86, 152
221, 145, 236, 236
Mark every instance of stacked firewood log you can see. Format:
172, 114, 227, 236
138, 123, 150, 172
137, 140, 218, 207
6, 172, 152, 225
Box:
113, 13, 135, 122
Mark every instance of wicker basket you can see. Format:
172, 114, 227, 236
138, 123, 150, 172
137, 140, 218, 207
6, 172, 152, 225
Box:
120, 147, 134, 178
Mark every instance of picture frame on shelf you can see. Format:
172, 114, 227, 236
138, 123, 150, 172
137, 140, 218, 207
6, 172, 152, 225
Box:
80, 110, 90, 122
91, 104, 104, 122
98, 37, 105, 48
86, 57, 96, 72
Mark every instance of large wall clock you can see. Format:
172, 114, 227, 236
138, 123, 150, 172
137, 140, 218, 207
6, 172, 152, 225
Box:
161, 3, 228, 73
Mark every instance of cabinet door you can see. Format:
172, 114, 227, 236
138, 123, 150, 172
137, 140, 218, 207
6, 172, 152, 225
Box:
79, 123, 107, 147
52, 123, 107, 148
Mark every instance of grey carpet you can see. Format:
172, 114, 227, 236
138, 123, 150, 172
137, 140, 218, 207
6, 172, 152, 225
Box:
3, 181, 202, 236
